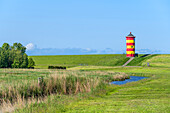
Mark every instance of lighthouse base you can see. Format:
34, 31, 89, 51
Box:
126, 54, 135, 57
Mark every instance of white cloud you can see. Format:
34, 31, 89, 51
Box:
86, 48, 91, 51
26, 43, 35, 51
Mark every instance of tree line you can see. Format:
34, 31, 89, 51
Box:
0, 43, 35, 68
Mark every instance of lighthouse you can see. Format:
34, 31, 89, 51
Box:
126, 32, 136, 57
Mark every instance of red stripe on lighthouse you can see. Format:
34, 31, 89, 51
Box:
126, 48, 135, 51
126, 54, 135, 57
126, 37, 135, 40
126, 43, 135, 46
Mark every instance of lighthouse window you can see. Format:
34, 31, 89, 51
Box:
131, 46, 133, 48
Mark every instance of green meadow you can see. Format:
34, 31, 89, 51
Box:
0, 54, 169, 113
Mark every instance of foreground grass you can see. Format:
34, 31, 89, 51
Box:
29, 54, 129, 69
0, 69, 129, 112
15, 65, 170, 113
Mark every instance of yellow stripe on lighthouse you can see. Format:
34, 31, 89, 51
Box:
127, 46, 135, 49
126, 51, 135, 54
126, 40, 135, 43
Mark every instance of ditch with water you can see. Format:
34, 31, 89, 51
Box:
110, 76, 148, 85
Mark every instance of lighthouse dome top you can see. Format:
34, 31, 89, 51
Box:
127, 32, 135, 37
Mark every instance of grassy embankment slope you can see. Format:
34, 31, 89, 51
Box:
17, 54, 170, 113
141, 54, 170, 68
29, 54, 129, 69
68, 54, 157, 70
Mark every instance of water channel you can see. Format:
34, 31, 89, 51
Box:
110, 76, 148, 85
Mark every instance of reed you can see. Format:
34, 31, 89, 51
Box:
0, 69, 129, 111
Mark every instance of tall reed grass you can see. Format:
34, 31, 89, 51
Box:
0, 69, 129, 111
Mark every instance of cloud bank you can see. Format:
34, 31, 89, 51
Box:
26, 47, 119, 56
25, 43, 166, 56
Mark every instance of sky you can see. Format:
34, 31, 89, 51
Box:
0, 0, 170, 55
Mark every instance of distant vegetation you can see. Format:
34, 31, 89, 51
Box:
30, 54, 129, 69
0, 43, 35, 68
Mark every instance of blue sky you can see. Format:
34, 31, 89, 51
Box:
0, 0, 170, 54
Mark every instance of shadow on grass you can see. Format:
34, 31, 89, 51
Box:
140, 54, 150, 58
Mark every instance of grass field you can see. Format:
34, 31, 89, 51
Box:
0, 69, 129, 112
15, 65, 170, 113
1, 54, 170, 112
141, 54, 170, 68
29, 54, 129, 69
0, 69, 50, 88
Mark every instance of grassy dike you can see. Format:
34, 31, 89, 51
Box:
29, 54, 129, 69
15, 54, 170, 113
127, 54, 158, 66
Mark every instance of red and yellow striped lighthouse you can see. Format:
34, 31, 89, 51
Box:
126, 32, 135, 57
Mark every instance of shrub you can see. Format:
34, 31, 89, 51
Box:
48, 66, 66, 69
28, 58, 35, 68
